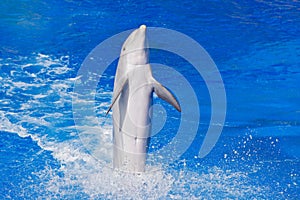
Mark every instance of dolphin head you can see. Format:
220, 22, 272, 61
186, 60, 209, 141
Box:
121, 25, 149, 65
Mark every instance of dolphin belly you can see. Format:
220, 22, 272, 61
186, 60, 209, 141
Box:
113, 68, 153, 172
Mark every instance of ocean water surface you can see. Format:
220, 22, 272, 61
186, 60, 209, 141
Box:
0, 0, 299, 199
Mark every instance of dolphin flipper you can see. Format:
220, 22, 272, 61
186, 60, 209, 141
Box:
106, 77, 128, 116
153, 80, 181, 112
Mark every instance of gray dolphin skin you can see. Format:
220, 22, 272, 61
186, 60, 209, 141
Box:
107, 25, 181, 172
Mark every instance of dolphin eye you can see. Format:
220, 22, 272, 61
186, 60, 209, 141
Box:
123, 47, 126, 51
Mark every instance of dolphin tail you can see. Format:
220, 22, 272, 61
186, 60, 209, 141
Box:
153, 80, 181, 112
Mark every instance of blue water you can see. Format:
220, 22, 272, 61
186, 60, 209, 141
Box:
1, 0, 299, 199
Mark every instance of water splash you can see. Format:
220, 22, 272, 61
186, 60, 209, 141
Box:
0, 53, 273, 199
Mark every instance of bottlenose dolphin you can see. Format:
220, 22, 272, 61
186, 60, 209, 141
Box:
107, 25, 181, 172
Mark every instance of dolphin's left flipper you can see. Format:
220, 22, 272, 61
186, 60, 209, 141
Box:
106, 77, 128, 116
153, 80, 181, 112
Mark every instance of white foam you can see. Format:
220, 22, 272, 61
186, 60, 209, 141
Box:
0, 111, 29, 137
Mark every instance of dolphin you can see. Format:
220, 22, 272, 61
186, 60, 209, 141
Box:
107, 25, 181, 172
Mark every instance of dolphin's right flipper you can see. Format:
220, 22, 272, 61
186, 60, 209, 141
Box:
106, 77, 128, 116
153, 80, 181, 112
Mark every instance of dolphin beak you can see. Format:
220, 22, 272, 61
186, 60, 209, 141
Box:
139, 24, 146, 30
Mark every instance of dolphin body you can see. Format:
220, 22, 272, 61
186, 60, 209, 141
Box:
107, 25, 181, 172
